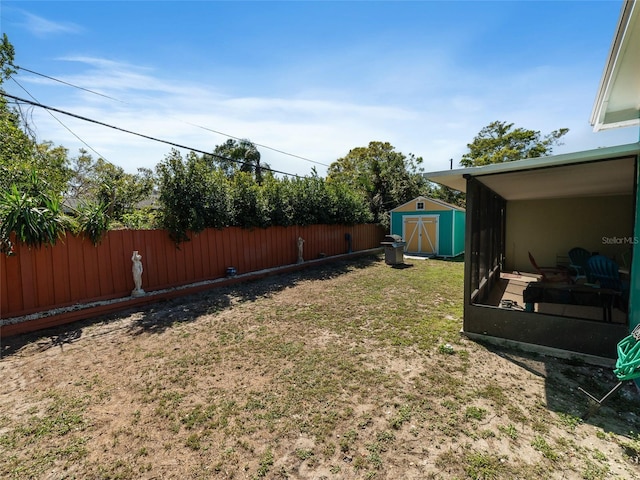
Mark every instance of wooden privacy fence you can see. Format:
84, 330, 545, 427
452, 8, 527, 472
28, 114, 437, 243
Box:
1, 224, 384, 328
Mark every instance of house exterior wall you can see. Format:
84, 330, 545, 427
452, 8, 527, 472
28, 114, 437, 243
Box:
504, 195, 635, 272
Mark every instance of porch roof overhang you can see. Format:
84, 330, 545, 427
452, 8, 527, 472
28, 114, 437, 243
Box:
590, 0, 640, 131
424, 142, 640, 201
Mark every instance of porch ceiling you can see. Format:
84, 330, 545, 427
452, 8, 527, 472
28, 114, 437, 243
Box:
475, 156, 635, 201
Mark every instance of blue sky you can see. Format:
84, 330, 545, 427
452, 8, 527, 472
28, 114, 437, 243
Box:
1, 0, 638, 177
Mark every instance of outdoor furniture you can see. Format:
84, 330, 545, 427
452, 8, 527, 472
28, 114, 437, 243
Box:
568, 247, 592, 282
522, 282, 622, 322
528, 251, 572, 283
587, 255, 629, 310
579, 324, 640, 419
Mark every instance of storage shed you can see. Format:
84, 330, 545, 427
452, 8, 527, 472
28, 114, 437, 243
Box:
389, 196, 465, 257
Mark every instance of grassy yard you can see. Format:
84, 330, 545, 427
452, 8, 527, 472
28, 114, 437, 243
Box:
1, 253, 640, 479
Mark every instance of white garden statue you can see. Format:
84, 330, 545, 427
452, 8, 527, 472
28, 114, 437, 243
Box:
131, 250, 145, 296
297, 237, 305, 264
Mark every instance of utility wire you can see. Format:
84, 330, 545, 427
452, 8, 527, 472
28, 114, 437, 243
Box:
11, 77, 108, 162
15, 65, 125, 103
15, 65, 330, 168
188, 122, 330, 167
1, 92, 302, 178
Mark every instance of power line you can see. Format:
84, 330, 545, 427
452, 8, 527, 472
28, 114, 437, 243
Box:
11, 78, 108, 162
188, 122, 330, 167
15, 65, 330, 168
15, 66, 126, 103
1, 92, 302, 178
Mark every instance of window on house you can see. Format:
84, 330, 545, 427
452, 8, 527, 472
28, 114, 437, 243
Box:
416, 202, 425, 210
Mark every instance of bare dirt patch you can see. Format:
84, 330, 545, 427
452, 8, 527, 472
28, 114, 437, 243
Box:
1, 254, 640, 479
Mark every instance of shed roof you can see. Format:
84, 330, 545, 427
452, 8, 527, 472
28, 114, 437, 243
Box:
591, 0, 640, 131
390, 195, 465, 212
424, 142, 640, 201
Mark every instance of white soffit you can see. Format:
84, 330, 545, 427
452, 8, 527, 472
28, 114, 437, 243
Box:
476, 156, 635, 200
591, 0, 640, 131
424, 143, 640, 200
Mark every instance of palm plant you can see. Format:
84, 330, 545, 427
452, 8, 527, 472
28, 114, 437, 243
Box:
75, 201, 110, 245
0, 177, 68, 254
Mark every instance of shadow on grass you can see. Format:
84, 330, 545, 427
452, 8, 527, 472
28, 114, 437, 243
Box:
390, 263, 414, 270
1, 254, 382, 356
479, 340, 640, 440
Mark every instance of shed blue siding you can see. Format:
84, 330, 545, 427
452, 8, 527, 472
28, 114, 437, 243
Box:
390, 208, 465, 257
453, 210, 466, 256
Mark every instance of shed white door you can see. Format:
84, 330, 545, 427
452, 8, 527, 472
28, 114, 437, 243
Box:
403, 215, 438, 255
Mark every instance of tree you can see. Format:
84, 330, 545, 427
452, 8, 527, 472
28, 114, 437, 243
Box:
91, 159, 154, 220
66, 149, 97, 199
429, 183, 466, 208
0, 33, 16, 81
156, 149, 233, 242
327, 141, 426, 227
1, 35, 73, 194
206, 139, 270, 184
229, 171, 268, 228
0, 35, 73, 253
459, 121, 569, 167
1, 36, 38, 191
67, 152, 154, 223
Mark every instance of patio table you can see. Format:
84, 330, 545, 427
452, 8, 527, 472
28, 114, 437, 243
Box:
522, 282, 622, 323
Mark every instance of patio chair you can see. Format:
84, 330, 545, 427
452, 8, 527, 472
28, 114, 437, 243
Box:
568, 247, 592, 282
528, 251, 572, 283
587, 255, 624, 289
587, 255, 629, 311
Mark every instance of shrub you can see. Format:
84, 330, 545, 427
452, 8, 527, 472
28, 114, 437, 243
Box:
0, 171, 69, 254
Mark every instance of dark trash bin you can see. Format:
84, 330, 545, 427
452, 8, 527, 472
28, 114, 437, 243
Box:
381, 234, 406, 265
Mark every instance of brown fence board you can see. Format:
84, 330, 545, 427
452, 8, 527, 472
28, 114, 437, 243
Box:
0, 254, 9, 314
221, 228, 229, 273
199, 231, 211, 279
33, 246, 53, 309
114, 233, 128, 294
260, 228, 269, 269
97, 236, 114, 296
211, 229, 223, 278
162, 235, 177, 290
174, 238, 187, 286
65, 235, 85, 304
82, 239, 101, 299
247, 229, 257, 272
49, 242, 67, 303
18, 244, 36, 311
267, 227, 276, 268
190, 233, 203, 281
272, 227, 279, 267
3, 253, 22, 314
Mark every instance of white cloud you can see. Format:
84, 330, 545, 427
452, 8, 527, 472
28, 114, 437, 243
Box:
19, 11, 83, 38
